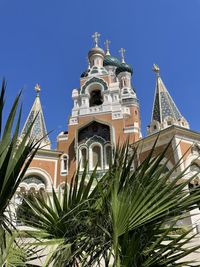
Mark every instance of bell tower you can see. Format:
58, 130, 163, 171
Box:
57, 33, 142, 182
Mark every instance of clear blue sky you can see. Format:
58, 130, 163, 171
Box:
0, 0, 199, 148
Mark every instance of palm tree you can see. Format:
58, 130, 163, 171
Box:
0, 80, 41, 266
21, 139, 200, 266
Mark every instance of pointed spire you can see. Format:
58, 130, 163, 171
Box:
119, 48, 126, 63
149, 65, 189, 134
104, 40, 111, 56
20, 84, 51, 149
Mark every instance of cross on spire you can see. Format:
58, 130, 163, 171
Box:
35, 83, 41, 96
92, 32, 100, 47
119, 48, 126, 63
153, 64, 160, 76
104, 40, 111, 55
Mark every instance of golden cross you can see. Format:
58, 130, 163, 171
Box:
92, 32, 100, 47
35, 83, 41, 95
104, 40, 111, 55
119, 48, 126, 63
153, 64, 160, 76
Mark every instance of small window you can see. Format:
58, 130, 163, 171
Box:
80, 148, 87, 170
61, 155, 68, 174
154, 125, 157, 130
105, 145, 112, 168
92, 145, 102, 169
63, 157, 68, 170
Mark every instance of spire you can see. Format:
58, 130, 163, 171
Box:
20, 84, 51, 149
148, 65, 189, 134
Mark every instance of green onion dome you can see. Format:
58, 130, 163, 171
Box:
116, 62, 133, 76
103, 55, 121, 68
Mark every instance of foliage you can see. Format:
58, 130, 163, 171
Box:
0, 80, 41, 266
0, 230, 42, 267
21, 139, 200, 266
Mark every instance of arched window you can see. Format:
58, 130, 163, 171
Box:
89, 90, 103, 107
105, 145, 112, 168
80, 147, 87, 170
61, 155, 68, 175
92, 145, 102, 169
22, 175, 46, 192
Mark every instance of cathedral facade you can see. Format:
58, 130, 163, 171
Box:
18, 33, 200, 231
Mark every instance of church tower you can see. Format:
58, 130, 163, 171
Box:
148, 64, 189, 135
57, 32, 141, 182
17, 34, 200, 233
20, 84, 51, 149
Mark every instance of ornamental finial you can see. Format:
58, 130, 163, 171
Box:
104, 40, 111, 55
92, 32, 101, 47
119, 48, 126, 63
153, 64, 160, 76
35, 83, 41, 96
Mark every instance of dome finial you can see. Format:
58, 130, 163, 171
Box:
153, 64, 160, 76
35, 83, 41, 96
92, 32, 101, 47
104, 40, 111, 56
119, 48, 126, 63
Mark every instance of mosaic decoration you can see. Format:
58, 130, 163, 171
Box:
23, 176, 45, 185
21, 95, 50, 145
152, 77, 182, 123
81, 77, 108, 94
78, 121, 110, 145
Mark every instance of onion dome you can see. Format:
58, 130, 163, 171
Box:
103, 55, 121, 68
88, 47, 105, 59
116, 62, 133, 76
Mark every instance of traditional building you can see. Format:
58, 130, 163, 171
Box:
18, 33, 200, 231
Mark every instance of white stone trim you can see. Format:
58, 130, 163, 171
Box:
22, 167, 53, 192
60, 154, 69, 176
89, 142, 103, 171
172, 137, 185, 172
104, 143, 112, 169
79, 145, 88, 171
124, 126, 140, 134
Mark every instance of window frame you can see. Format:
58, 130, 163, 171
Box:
89, 143, 103, 171
60, 154, 69, 175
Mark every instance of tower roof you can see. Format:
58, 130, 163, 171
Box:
152, 65, 183, 123
148, 65, 189, 134
21, 84, 51, 149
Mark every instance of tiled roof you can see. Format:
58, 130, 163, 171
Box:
152, 75, 182, 123
21, 93, 51, 149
